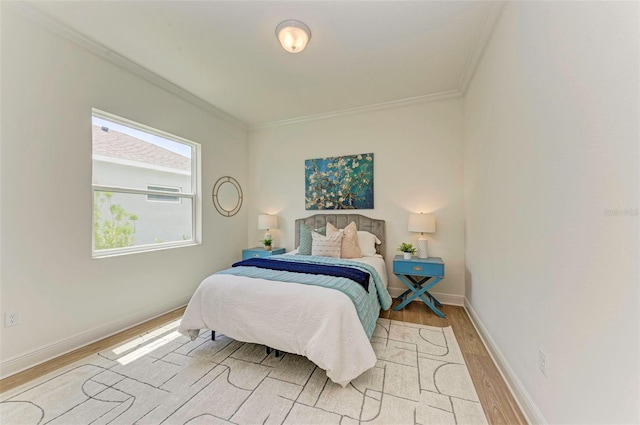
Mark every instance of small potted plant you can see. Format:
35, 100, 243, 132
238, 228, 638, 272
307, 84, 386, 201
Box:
261, 237, 273, 251
398, 242, 416, 259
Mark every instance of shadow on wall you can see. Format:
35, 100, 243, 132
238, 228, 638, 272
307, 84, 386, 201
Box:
465, 267, 473, 302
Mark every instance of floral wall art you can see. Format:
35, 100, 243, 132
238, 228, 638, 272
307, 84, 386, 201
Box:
305, 153, 374, 210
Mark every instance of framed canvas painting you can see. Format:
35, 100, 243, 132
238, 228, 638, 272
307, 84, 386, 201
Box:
305, 153, 374, 210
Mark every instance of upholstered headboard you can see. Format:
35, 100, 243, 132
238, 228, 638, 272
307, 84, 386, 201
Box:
294, 214, 386, 256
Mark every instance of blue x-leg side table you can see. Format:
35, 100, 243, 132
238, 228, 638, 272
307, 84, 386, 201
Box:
393, 255, 445, 317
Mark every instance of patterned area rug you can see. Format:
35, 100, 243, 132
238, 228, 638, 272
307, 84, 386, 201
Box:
1, 318, 487, 424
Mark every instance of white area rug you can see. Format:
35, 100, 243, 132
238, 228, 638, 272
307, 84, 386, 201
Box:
1, 318, 488, 424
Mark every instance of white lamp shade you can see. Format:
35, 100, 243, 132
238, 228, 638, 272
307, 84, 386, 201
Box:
408, 213, 436, 233
276, 20, 311, 53
258, 214, 278, 230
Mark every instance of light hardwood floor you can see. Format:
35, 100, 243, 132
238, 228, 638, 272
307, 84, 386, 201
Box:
0, 308, 186, 394
380, 300, 528, 425
1, 303, 527, 424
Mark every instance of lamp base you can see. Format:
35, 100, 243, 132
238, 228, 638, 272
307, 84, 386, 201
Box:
417, 237, 428, 259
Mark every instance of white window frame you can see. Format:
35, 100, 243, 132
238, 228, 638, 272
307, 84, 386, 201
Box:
146, 185, 182, 203
92, 108, 202, 258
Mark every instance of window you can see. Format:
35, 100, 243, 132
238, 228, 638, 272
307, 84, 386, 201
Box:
147, 185, 181, 203
92, 109, 201, 258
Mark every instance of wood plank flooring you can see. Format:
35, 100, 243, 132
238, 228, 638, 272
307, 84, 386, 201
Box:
0, 307, 186, 394
1, 302, 527, 424
380, 300, 528, 425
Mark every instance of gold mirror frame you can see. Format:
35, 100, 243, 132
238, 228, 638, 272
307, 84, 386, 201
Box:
212, 176, 243, 217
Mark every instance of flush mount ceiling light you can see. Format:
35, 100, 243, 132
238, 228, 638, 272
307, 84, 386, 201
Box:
276, 19, 311, 54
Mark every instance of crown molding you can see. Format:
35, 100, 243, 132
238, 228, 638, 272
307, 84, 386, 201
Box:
251, 89, 463, 130
5, 1, 248, 137
6, 0, 505, 133
458, 1, 507, 94
254, 2, 506, 130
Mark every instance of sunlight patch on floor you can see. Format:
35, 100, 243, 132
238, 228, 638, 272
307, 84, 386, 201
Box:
111, 319, 182, 362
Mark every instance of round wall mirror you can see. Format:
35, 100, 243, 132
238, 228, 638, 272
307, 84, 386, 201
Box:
212, 176, 243, 217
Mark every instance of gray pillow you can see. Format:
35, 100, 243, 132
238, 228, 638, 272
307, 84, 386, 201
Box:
298, 223, 326, 255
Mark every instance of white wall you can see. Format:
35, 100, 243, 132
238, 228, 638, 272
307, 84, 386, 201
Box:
0, 8, 248, 376
463, 2, 639, 424
248, 99, 465, 300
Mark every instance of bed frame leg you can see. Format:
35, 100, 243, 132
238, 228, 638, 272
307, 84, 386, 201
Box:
265, 346, 283, 357
211, 331, 215, 341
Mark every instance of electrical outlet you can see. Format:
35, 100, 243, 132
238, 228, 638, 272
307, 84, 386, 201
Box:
5, 312, 20, 327
538, 348, 548, 377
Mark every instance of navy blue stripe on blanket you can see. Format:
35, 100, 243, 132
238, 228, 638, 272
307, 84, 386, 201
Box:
231, 258, 370, 292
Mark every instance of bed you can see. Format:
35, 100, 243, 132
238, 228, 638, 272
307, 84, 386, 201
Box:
178, 214, 392, 386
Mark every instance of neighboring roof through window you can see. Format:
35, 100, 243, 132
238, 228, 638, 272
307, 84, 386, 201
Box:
92, 125, 190, 171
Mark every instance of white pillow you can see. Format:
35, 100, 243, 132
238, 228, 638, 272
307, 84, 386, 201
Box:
357, 231, 382, 256
311, 231, 342, 258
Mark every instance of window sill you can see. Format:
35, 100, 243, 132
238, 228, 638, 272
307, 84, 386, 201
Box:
92, 240, 201, 259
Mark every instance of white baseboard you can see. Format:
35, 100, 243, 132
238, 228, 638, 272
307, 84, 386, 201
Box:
387, 286, 465, 306
464, 298, 547, 425
0, 296, 190, 380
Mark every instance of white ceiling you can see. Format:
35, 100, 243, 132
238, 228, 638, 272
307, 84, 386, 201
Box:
25, 1, 504, 128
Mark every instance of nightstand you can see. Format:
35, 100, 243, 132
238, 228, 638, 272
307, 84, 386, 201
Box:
242, 247, 286, 260
393, 255, 446, 317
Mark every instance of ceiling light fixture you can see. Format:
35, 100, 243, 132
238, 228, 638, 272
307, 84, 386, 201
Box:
276, 19, 311, 54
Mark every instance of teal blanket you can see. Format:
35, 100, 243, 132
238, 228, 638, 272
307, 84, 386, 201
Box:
218, 255, 392, 339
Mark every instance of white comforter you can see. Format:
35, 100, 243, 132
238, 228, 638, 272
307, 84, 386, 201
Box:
178, 256, 388, 386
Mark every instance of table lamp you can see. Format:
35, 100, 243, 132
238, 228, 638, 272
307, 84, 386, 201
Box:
408, 213, 436, 259
258, 214, 278, 241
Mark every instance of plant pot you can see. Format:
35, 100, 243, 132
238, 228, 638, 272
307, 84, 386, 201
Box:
264, 245, 272, 251
403, 252, 412, 260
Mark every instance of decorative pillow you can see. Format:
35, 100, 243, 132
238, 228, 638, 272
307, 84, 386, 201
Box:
357, 231, 382, 256
311, 231, 342, 258
327, 221, 362, 259
298, 223, 326, 255
326, 222, 339, 235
